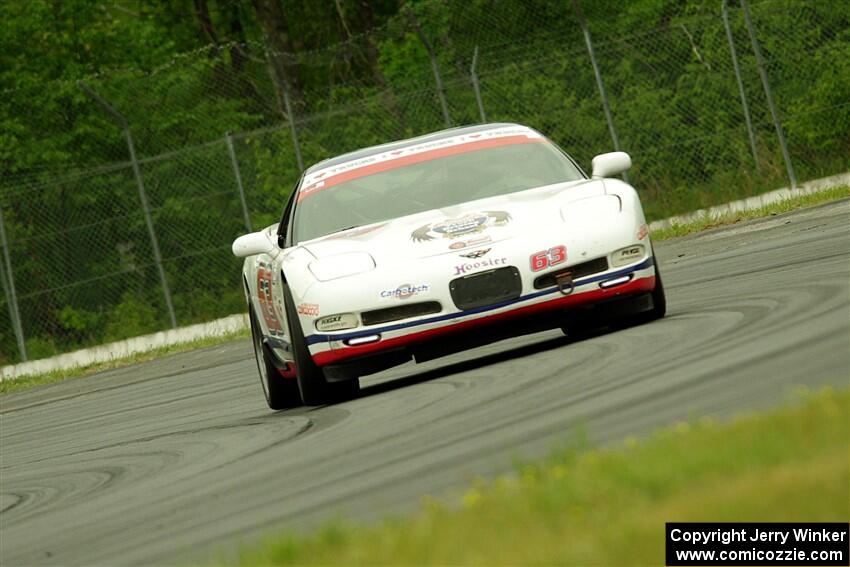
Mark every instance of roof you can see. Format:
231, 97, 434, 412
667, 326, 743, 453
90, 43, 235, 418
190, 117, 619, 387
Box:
305, 122, 527, 174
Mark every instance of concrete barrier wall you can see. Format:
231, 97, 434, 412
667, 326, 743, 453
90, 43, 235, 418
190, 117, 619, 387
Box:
1, 314, 248, 381
648, 172, 849, 231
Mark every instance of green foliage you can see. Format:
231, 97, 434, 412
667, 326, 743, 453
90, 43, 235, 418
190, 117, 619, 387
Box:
24, 336, 59, 361
104, 292, 161, 341
1, 0, 848, 362
57, 305, 99, 336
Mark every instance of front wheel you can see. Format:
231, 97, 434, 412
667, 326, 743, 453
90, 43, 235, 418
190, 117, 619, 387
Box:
628, 254, 667, 325
249, 306, 301, 410
641, 252, 667, 321
283, 284, 359, 406
561, 254, 666, 336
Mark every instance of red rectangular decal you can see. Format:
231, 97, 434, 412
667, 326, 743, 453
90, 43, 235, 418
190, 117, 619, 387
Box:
256, 265, 283, 333
530, 245, 567, 272
297, 303, 320, 317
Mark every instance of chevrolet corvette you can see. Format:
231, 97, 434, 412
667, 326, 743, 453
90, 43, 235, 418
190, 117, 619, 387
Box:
232, 123, 665, 408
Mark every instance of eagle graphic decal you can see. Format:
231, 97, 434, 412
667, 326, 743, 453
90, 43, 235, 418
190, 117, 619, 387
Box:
410, 210, 512, 242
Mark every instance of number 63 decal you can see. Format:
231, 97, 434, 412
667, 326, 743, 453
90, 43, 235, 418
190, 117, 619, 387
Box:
530, 245, 567, 272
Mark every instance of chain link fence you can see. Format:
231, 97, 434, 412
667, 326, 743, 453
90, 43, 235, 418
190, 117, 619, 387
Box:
1, 0, 848, 364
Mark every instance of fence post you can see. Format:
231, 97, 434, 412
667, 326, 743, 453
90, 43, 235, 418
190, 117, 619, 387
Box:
740, 0, 796, 189
77, 81, 178, 329
572, 0, 628, 183
0, 203, 27, 362
264, 49, 304, 172
470, 46, 487, 123
225, 132, 252, 232
721, 0, 758, 165
280, 71, 304, 173
405, 7, 452, 128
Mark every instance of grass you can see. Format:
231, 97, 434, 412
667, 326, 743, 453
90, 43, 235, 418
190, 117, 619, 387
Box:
233, 387, 849, 565
650, 185, 849, 241
0, 328, 249, 396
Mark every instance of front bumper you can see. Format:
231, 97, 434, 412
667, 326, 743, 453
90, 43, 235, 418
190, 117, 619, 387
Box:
307, 256, 657, 367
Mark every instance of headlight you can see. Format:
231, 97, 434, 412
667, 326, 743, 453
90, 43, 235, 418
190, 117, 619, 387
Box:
315, 313, 359, 332
610, 244, 645, 267
308, 252, 375, 281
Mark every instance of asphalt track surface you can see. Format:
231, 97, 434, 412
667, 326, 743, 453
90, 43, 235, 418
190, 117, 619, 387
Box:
2, 200, 849, 566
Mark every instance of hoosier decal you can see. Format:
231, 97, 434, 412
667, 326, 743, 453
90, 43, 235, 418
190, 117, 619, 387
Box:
411, 211, 511, 242
454, 257, 508, 276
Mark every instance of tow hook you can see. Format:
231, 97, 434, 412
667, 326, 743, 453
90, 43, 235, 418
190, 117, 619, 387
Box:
556, 271, 574, 296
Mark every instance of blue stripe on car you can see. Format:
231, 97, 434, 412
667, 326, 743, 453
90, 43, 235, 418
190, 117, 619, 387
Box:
304, 257, 655, 346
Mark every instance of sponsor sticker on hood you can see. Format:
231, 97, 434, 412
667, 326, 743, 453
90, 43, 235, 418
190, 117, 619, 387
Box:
449, 235, 492, 250
412, 211, 511, 242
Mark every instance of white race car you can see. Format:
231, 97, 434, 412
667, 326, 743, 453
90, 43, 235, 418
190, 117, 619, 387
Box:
233, 123, 665, 408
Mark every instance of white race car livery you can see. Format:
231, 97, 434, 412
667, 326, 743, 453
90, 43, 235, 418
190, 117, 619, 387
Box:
233, 123, 665, 408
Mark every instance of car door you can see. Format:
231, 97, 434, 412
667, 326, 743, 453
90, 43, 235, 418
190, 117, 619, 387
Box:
263, 182, 300, 364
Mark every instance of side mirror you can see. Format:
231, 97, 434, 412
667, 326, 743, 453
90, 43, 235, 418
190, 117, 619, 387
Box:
232, 230, 276, 258
591, 151, 631, 178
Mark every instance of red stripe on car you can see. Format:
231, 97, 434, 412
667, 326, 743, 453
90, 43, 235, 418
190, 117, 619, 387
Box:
298, 135, 545, 202
310, 276, 656, 366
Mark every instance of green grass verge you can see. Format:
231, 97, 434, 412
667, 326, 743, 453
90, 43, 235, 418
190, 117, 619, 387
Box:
651, 185, 849, 241
0, 328, 249, 396
234, 387, 849, 566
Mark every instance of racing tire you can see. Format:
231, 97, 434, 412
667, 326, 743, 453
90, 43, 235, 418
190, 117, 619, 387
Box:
282, 284, 359, 406
647, 259, 667, 319
561, 252, 667, 336
636, 250, 667, 322
625, 253, 667, 325
249, 306, 301, 410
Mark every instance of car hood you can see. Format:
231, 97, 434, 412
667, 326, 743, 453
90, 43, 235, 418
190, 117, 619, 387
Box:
299, 179, 610, 263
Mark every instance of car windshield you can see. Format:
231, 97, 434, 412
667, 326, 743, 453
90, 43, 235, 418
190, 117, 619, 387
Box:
292, 135, 584, 243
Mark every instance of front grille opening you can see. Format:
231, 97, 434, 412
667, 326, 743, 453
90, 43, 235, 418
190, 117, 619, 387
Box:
450, 266, 522, 310
533, 257, 609, 290
361, 301, 442, 326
